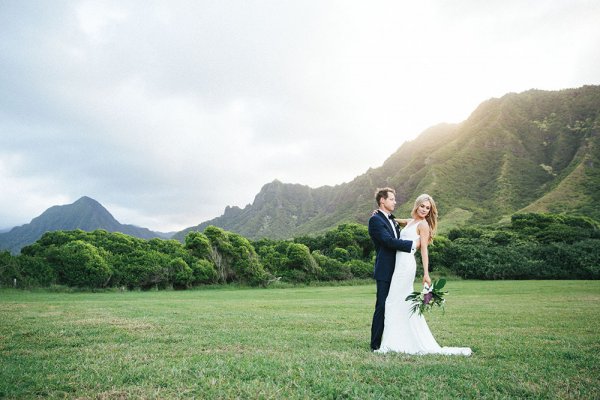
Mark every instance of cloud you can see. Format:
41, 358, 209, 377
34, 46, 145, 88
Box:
1, 0, 599, 231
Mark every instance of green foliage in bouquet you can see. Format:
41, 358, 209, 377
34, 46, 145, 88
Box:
405, 278, 448, 316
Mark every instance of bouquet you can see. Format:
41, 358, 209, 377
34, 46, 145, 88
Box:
405, 278, 448, 316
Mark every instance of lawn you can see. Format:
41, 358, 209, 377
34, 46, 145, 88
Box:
1, 280, 599, 399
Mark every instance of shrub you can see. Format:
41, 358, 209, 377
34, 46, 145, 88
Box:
447, 227, 485, 241
428, 236, 451, 271
190, 259, 218, 284
313, 251, 352, 281
120, 250, 171, 289
169, 257, 194, 289
18, 256, 57, 287
227, 232, 269, 285
345, 259, 372, 279
0, 251, 20, 287
202, 226, 269, 285
184, 232, 212, 259
49, 241, 112, 288
283, 243, 320, 282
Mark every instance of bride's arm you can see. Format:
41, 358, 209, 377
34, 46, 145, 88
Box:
417, 222, 432, 286
394, 218, 410, 227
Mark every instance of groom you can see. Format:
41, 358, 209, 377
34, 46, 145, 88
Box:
368, 187, 417, 351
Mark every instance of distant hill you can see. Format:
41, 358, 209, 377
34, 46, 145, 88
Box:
0, 196, 170, 254
173, 85, 600, 241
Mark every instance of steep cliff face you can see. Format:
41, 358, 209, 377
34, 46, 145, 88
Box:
4, 86, 599, 249
174, 85, 600, 240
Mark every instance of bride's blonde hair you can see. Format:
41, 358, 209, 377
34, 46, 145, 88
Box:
411, 194, 437, 244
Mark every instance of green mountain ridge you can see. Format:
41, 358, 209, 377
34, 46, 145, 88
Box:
174, 85, 600, 240
2, 85, 598, 251
0, 196, 169, 254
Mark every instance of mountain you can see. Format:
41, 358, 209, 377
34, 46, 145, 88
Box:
173, 85, 600, 241
0, 196, 170, 254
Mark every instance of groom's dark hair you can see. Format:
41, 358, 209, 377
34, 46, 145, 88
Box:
375, 187, 396, 206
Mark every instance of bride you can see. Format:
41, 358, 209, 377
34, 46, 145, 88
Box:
375, 194, 471, 356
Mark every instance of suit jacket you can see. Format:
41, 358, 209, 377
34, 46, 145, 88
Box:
368, 210, 413, 282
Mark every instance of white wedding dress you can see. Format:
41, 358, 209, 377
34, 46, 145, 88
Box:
376, 221, 471, 356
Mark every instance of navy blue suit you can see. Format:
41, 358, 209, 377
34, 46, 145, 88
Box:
368, 210, 414, 350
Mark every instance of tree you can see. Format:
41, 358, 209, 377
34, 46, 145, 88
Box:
312, 251, 352, 281
18, 256, 56, 287
227, 232, 269, 285
202, 226, 269, 285
169, 257, 193, 289
0, 251, 19, 287
49, 240, 112, 288
190, 259, 218, 284
185, 231, 212, 259
120, 249, 171, 289
345, 259, 372, 279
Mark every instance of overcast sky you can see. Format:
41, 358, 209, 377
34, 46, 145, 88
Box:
1, 1, 599, 232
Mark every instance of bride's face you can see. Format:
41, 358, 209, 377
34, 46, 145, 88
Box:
416, 201, 431, 218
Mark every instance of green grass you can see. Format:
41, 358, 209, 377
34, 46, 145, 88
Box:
1, 281, 599, 399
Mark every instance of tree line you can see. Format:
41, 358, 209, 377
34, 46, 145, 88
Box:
0, 213, 598, 289
432, 213, 600, 279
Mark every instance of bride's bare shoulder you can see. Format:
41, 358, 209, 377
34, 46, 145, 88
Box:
416, 220, 430, 232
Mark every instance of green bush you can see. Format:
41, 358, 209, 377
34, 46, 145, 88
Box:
533, 240, 600, 279
295, 223, 374, 261
0, 251, 20, 287
190, 259, 218, 284
313, 251, 352, 281
282, 243, 320, 282
345, 259, 372, 279
120, 250, 171, 289
441, 213, 600, 280
49, 241, 112, 288
169, 257, 193, 289
8, 212, 598, 289
445, 240, 544, 279
184, 231, 212, 259
202, 226, 269, 285
447, 227, 485, 241
17, 256, 57, 287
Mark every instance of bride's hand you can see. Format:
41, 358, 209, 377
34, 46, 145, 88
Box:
423, 274, 432, 287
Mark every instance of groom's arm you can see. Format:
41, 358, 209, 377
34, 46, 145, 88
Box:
368, 216, 414, 253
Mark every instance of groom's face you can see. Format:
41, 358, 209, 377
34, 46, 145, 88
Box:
380, 193, 396, 213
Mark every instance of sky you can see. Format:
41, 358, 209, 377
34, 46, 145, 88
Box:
1, 1, 599, 232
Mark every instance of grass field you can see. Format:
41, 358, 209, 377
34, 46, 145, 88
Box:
1, 280, 599, 399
